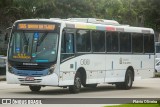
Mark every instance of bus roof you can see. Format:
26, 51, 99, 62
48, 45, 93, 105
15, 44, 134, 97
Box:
14, 18, 154, 34
64, 21, 154, 34
14, 19, 63, 24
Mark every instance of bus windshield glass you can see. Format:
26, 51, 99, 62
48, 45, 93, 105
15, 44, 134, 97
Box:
9, 31, 58, 63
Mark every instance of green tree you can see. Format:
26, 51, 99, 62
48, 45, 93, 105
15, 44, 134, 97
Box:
0, 0, 160, 31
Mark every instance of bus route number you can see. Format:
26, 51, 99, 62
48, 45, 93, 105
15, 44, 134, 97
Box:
80, 59, 90, 65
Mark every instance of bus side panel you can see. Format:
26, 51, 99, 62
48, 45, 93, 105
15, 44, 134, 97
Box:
59, 54, 106, 86
129, 54, 154, 79
59, 60, 76, 86
59, 54, 154, 86
142, 55, 155, 79
131, 55, 154, 80
59, 60, 75, 86
105, 55, 129, 83
86, 54, 106, 84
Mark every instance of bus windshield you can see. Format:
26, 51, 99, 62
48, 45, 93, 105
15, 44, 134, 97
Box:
9, 31, 58, 63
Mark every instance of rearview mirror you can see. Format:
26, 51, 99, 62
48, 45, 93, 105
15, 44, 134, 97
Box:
5, 27, 12, 42
6, 27, 12, 30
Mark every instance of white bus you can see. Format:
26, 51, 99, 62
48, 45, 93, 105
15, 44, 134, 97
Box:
7, 18, 155, 93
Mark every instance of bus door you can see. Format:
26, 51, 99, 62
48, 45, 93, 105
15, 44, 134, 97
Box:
61, 29, 75, 60
59, 29, 76, 85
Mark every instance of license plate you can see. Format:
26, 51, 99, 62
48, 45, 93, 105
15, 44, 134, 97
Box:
25, 77, 35, 81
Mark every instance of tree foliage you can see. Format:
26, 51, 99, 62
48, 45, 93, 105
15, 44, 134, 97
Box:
0, 0, 160, 31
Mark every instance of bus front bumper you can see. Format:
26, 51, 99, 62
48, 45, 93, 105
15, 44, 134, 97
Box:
6, 72, 59, 86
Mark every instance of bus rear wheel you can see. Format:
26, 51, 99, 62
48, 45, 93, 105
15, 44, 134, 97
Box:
115, 69, 133, 90
69, 72, 81, 94
29, 86, 41, 92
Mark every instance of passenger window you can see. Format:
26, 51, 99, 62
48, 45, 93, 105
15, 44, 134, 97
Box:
76, 30, 91, 52
106, 32, 119, 52
132, 33, 143, 53
92, 31, 105, 52
144, 34, 154, 53
119, 32, 131, 52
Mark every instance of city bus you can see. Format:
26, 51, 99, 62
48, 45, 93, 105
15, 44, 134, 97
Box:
7, 18, 155, 93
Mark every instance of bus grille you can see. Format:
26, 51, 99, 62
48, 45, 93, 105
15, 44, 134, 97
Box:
18, 78, 42, 83
14, 65, 47, 71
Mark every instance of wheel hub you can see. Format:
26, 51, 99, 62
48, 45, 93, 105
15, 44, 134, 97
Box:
75, 77, 81, 88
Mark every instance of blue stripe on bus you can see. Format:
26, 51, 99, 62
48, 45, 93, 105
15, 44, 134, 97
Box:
13, 68, 48, 77
36, 60, 49, 62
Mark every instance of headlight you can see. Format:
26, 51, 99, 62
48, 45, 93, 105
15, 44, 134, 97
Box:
48, 64, 56, 75
8, 63, 14, 74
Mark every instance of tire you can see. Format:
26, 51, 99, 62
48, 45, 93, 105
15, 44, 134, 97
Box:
29, 86, 41, 92
155, 69, 157, 73
69, 72, 81, 94
84, 84, 97, 88
115, 69, 133, 90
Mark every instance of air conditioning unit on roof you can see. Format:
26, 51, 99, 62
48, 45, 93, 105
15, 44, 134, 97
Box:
67, 18, 120, 26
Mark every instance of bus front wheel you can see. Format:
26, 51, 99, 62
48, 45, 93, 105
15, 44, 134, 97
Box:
69, 72, 81, 94
115, 69, 133, 90
29, 86, 41, 92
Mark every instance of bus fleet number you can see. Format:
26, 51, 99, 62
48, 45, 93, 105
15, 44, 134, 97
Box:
80, 59, 90, 65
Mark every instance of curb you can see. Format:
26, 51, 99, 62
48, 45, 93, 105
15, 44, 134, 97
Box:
0, 75, 6, 81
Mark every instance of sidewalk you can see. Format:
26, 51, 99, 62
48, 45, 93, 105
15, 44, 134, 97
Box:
0, 75, 6, 81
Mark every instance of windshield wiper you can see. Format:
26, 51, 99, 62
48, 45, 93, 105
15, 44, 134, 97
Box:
36, 32, 48, 52
22, 31, 29, 45
37, 32, 48, 46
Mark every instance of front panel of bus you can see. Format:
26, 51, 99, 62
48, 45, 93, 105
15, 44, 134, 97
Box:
7, 20, 61, 86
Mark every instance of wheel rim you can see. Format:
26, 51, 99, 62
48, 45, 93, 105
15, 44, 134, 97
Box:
75, 77, 81, 89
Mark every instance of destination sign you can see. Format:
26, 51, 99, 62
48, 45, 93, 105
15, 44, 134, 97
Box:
13, 53, 31, 59
18, 23, 55, 30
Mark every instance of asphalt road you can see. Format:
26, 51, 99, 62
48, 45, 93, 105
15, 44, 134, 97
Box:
0, 78, 160, 98
0, 78, 160, 107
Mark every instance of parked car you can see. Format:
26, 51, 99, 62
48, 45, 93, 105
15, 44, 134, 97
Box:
155, 59, 160, 73
0, 55, 6, 75
155, 58, 160, 63
0, 55, 6, 68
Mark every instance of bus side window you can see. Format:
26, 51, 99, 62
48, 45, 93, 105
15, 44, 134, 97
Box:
61, 32, 74, 61
106, 32, 119, 52
132, 33, 143, 53
61, 33, 74, 53
65, 33, 74, 53
144, 34, 154, 53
